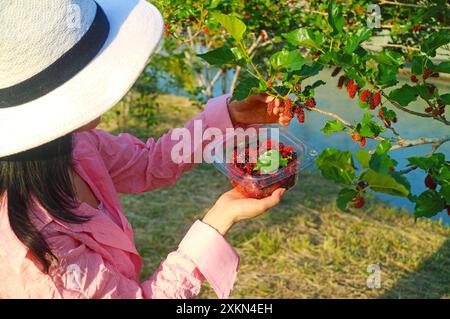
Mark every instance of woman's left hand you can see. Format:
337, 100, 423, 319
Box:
227, 94, 293, 126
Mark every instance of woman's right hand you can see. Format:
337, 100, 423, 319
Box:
202, 188, 286, 236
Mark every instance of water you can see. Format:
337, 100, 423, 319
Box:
287, 69, 450, 224
163, 67, 450, 224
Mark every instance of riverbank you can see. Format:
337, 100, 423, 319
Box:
100, 95, 450, 298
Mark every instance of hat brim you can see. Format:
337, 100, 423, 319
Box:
0, 0, 164, 157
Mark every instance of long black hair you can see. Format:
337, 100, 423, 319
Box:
0, 134, 89, 272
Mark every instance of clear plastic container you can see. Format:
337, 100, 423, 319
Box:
207, 125, 317, 199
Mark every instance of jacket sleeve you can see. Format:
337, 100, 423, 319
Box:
47, 220, 239, 299
86, 94, 233, 194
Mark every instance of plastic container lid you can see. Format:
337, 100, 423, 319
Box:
207, 124, 317, 186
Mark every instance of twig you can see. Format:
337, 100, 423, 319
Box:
230, 66, 242, 92
229, 32, 268, 93
203, 69, 224, 99
380, 43, 420, 52
379, 1, 421, 8
390, 135, 450, 151
310, 107, 354, 128
399, 136, 448, 174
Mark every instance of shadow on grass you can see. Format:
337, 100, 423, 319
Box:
379, 238, 450, 299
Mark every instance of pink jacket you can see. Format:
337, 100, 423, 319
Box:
0, 94, 239, 299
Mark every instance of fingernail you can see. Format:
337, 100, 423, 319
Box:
280, 189, 286, 196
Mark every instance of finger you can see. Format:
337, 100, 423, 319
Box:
278, 117, 291, 126
264, 95, 275, 103
259, 188, 286, 210
252, 94, 274, 104
273, 99, 283, 115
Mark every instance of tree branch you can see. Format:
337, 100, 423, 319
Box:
391, 135, 450, 151
381, 92, 450, 125
309, 107, 354, 128
398, 136, 448, 174
380, 43, 420, 52
230, 66, 242, 92
204, 69, 224, 99
379, 1, 421, 8
229, 32, 268, 93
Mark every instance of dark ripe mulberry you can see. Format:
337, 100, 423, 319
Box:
305, 98, 316, 108
331, 67, 342, 77
424, 175, 437, 190
423, 68, 433, 80
337, 76, 345, 90
373, 92, 381, 107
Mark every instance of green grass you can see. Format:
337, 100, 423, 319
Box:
103, 95, 450, 299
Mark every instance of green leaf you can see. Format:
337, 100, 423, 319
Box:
212, 12, 246, 41
378, 107, 396, 122
302, 80, 326, 96
357, 114, 385, 137
376, 64, 398, 88
289, 63, 324, 80
358, 99, 369, 110
361, 113, 373, 125
361, 169, 409, 197
270, 50, 306, 71
389, 171, 411, 193
421, 31, 450, 57
232, 77, 259, 101
414, 190, 445, 218
316, 149, 356, 185
369, 153, 397, 174
321, 120, 346, 135
407, 153, 446, 170
376, 140, 392, 154
436, 165, 450, 183
197, 46, 237, 66
210, 0, 222, 9
337, 188, 358, 211
283, 28, 321, 50
416, 85, 434, 100
374, 50, 405, 67
344, 28, 372, 54
388, 84, 419, 106
230, 47, 248, 67
355, 150, 370, 169
327, 0, 345, 36
440, 93, 450, 105
435, 61, 450, 74
254, 150, 288, 174
411, 55, 433, 75
440, 184, 450, 204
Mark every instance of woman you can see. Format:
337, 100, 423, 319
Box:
0, 0, 292, 298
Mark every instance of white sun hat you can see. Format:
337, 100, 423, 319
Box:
0, 0, 164, 158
